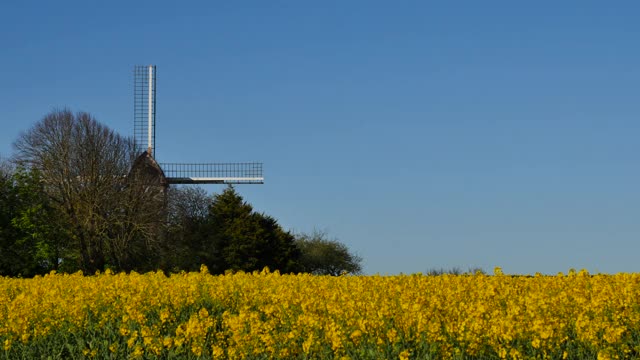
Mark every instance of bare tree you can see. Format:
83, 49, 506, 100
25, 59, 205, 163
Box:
161, 186, 213, 271
13, 109, 166, 272
167, 186, 212, 226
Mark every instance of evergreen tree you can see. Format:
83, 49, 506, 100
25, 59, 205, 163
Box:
202, 186, 300, 274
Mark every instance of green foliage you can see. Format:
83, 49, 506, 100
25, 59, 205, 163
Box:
1, 172, 306, 276
425, 267, 486, 276
0, 168, 20, 275
201, 186, 301, 274
295, 230, 362, 275
0, 168, 71, 276
163, 186, 302, 274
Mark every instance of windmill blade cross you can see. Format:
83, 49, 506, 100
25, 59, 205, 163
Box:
132, 64, 263, 186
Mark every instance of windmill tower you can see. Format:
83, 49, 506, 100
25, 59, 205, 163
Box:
132, 65, 263, 187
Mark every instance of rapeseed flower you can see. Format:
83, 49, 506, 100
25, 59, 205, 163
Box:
0, 269, 639, 359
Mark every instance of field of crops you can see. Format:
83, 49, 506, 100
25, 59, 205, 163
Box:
1, 268, 640, 359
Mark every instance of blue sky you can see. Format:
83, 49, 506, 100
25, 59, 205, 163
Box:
1, 1, 638, 274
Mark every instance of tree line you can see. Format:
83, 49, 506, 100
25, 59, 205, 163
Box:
0, 109, 362, 277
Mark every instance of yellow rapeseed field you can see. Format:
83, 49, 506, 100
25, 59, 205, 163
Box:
1, 267, 640, 359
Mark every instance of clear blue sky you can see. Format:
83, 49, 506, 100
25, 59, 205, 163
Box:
1, 1, 638, 275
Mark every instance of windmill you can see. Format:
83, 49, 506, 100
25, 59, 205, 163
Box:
131, 65, 263, 187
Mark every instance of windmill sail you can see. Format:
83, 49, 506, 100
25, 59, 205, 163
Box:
161, 162, 263, 184
133, 65, 156, 157
132, 65, 263, 185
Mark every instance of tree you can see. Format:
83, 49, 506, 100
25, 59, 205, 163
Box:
0, 154, 12, 179
12, 109, 165, 273
0, 166, 22, 275
296, 230, 362, 275
0, 168, 70, 276
201, 186, 300, 274
164, 186, 213, 271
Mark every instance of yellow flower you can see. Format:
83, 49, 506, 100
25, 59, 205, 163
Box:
212, 345, 225, 358
387, 328, 398, 343
119, 327, 130, 336
132, 345, 144, 358
160, 308, 170, 323
531, 338, 541, 349
191, 343, 203, 357
2, 267, 640, 359
399, 349, 410, 360
302, 333, 314, 354
350, 329, 362, 344
127, 331, 138, 348
597, 351, 612, 360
